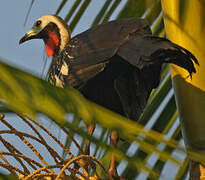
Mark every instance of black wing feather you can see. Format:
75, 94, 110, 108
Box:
117, 35, 198, 77
61, 18, 151, 87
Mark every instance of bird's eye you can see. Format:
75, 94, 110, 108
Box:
35, 20, 42, 27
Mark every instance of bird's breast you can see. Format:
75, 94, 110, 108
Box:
48, 58, 70, 88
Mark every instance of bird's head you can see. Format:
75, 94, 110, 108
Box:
19, 15, 70, 57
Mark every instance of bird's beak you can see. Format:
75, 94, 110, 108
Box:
19, 29, 37, 44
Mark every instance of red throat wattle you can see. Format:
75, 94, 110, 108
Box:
45, 31, 59, 57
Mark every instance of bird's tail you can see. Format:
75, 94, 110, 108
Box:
150, 38, 199, 78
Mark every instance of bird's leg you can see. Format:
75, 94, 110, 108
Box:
79, 124, 95, 176
108, 130, 119, 179
84, 124, 95, 155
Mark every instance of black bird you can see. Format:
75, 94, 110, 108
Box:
19, 15, 198, 179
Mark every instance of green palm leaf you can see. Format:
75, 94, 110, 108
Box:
0, 0, 202, 179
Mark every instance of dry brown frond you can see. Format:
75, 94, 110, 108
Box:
0, 113, 106, 180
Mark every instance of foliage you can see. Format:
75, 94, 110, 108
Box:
0, 0, 202, 179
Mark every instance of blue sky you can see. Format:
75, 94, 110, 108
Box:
0, 0, 60, 75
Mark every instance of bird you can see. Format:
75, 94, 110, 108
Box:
19, 15, 198, 179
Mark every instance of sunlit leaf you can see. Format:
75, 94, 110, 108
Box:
0, 60, 185, 176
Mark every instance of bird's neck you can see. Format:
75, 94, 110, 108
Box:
58, 27, 70, 54
45, 31, 59, 57
44, 25, 70, 57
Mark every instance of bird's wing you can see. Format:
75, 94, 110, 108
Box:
61, 18, 151, 87
114, 36, 198, 120
114, 70, 152, 120
117, 35, 199, 77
